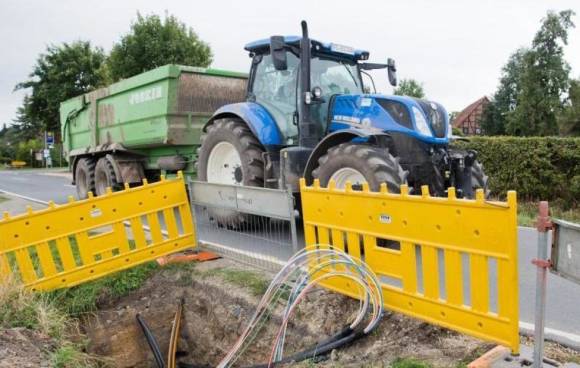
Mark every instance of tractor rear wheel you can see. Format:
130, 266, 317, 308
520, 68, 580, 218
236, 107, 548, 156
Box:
75, 158, 96, 199
197, 118, 265, 226
312, 143, 408, 193
95, 157, 121, 196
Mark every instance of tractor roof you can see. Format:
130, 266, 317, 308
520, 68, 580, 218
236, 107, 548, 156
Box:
244, 36, 369, 61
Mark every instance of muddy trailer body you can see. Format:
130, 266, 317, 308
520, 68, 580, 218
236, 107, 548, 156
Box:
60, 64, 247, 198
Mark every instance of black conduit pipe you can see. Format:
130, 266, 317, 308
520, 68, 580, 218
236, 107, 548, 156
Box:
177, 325, 366, 368
137, 313, 166, 368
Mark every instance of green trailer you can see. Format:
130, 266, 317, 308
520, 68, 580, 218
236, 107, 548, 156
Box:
60, 64, 247, 198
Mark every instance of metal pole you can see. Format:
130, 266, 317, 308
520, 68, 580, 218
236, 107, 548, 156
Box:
287, 186, 299, 253
44, 131, 47, 168
532, 201, 551, 368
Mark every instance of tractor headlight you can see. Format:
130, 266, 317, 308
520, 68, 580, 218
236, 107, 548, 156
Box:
412, 106, 432, 137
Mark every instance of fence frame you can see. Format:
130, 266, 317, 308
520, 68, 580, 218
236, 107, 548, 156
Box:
188, 180, 299, 271
300, 179, 519, 353
0, 173, 196, 291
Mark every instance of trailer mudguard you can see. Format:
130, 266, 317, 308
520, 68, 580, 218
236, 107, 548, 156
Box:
204, 102, 284, 147
303, 129, 390, 185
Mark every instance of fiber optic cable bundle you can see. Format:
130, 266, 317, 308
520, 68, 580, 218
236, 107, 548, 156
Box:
215, 246, 384, 368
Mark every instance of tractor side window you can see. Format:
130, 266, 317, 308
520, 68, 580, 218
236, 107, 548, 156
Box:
252, 53, 299, 141
311, 58, 362, 129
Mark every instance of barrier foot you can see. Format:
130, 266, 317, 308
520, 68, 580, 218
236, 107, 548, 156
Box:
469, 345, 569, 368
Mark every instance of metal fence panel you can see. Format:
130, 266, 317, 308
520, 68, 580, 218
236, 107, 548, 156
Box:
300, 180, 519, 353
0, 173, 196, 291
551, 218, 580, 285
189, 180, 299, 271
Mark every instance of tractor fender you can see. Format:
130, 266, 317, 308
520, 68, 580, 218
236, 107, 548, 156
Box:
303, 129, 390, 185
203, 102, 283, 147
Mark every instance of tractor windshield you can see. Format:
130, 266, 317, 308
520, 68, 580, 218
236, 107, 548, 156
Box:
310, 57, 362, 126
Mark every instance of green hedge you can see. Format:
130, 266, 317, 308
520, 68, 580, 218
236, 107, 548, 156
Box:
453, 137, 580, 205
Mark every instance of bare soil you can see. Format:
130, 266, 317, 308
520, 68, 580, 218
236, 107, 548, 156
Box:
81, 258, 492, 368
0, 328, 53, 368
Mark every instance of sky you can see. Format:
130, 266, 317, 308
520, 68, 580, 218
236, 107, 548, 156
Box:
1, 0, 579, 126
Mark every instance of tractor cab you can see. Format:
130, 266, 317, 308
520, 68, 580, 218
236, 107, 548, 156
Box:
243, 35, 394, 146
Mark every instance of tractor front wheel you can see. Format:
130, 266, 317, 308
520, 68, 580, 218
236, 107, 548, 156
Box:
468, 160, 490, 198
312, 143, 408, 193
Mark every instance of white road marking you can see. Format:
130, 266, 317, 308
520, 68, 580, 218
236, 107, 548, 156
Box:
0, 188, 49, 205
64, 184, 76, 188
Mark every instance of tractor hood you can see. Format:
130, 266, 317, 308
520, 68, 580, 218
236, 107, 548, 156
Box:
328, 94, 450, 145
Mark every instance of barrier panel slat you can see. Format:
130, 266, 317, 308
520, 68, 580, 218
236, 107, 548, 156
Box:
401, 240, 418, 293
0, 173, 196, 291
300, 179, 519, 353
445, 249, 463, 305
130, 217, 147, 249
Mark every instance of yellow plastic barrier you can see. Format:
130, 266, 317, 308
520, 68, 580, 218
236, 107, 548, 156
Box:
9, 160, 26, 169
300, 179, 519, 353
0, 173, 196, 291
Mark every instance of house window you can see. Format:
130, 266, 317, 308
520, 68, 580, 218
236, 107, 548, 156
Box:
475, 128, 481, 134
463, 127, 469, 134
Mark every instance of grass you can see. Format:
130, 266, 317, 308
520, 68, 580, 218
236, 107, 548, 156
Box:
391, 358, 432, 368
0, 274, 67, 339
45, 261, 159, 317
518, 202, 580, 227
0, 274, 106, 367
203, 267, 270, 296
49, 343, 108, 368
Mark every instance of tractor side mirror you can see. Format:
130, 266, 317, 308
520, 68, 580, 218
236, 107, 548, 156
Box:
387, 58, 397, 87
270, 36, 288, 71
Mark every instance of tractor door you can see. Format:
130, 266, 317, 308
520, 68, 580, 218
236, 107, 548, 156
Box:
250, 53, 300, 144
310, 57, 362, 132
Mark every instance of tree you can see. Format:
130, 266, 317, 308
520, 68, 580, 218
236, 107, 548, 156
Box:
108, 13, 212, 81
559, 78, 580, 135
393, 79, 425, 98
484, 10, 575, 136
481, 49, 527, 135
480, 100, 506, 135
15, 41, 108, 138
508, 10, 575, 136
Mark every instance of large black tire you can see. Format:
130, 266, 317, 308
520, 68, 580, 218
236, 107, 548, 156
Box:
197, 118, 265, 226
75, 158, 96, 199
312, 143, 408, 193
469, 160, 490, 199
94, 157, 121, 196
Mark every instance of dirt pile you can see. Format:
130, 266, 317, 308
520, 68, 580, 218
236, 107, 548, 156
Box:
0, 328, 54, 368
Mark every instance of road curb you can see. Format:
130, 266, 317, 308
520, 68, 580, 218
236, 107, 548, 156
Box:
520, 322, 580, 351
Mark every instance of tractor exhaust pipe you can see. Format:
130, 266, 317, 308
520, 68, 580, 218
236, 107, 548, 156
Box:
298, 20, 317, 148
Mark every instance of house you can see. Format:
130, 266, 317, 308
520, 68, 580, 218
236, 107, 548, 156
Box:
452, 96, 489, 135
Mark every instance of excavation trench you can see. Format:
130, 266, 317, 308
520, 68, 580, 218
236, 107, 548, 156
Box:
79, 259, 490, 368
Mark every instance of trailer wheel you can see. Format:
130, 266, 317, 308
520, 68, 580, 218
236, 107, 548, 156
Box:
75, 158, 96, 199
312, 143, 408, 193
198, 118, 265, 226
95, 157, 120, 196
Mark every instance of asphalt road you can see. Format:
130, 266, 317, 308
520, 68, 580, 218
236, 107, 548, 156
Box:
1, 169, 579, 346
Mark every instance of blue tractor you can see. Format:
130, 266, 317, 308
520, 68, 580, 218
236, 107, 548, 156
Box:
198, 22, 488, 218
